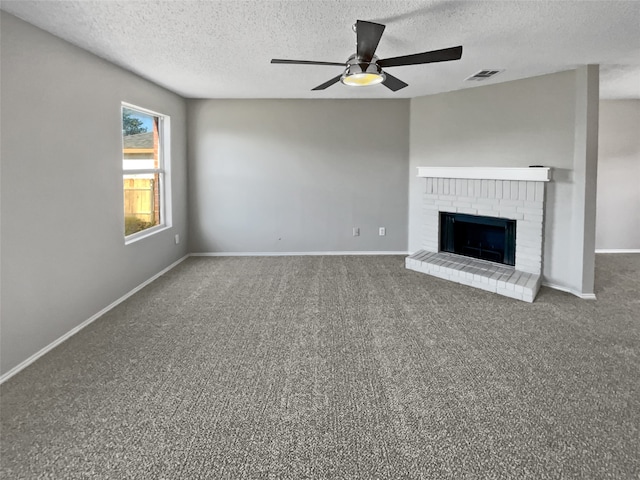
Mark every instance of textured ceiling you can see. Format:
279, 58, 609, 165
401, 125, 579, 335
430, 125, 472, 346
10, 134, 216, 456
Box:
2, 0, 639, 99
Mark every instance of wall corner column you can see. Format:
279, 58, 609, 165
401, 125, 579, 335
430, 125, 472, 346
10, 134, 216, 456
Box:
571, 65, 599, 296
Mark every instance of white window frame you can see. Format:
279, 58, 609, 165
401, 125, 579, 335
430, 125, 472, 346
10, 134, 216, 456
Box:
122, 102, 172, 244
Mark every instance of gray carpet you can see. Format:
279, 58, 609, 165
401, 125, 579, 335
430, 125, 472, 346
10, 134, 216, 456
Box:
1, 254, 639, 479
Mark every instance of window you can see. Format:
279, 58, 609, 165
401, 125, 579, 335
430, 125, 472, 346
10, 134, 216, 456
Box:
121, 103, 170, 241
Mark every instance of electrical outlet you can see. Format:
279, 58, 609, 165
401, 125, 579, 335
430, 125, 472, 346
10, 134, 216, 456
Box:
175, 234, 180, 245
353, 227, 360, 237
379, 227, 386, 236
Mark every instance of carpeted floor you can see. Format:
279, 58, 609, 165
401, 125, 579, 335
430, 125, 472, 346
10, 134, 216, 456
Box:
1, 254, 639, 479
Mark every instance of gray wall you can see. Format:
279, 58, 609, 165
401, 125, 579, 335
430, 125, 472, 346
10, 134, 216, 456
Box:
188, 99, 410, 253
596, 100, 640, 250
0, 12, 189, 376
408, 70, 598, 294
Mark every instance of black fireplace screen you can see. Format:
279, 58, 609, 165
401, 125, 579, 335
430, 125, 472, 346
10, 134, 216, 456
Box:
440, 212, 516, 265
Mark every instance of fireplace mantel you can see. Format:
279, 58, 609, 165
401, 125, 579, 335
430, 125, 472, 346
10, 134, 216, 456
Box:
417, 166, 551, 182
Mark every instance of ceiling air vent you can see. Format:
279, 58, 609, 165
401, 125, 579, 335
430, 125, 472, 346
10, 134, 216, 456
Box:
465, 70, 503, 81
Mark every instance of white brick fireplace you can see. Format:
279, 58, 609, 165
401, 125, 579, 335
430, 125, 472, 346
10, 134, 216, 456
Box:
406, 167, 551, 302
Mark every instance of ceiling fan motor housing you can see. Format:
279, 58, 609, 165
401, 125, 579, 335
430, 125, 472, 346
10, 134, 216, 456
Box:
341, 54, 386, 86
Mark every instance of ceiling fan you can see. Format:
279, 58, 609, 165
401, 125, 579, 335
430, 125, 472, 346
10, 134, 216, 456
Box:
271, 20, 463, 92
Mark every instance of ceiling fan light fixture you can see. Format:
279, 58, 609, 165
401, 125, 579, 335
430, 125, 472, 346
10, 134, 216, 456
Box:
341, 71, 385, 87
341, 56, 385, 87
271, 21, 462, 92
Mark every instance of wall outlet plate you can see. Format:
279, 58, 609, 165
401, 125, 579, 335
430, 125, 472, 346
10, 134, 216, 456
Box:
353, 227, 360, 237
379, 227, 386, 236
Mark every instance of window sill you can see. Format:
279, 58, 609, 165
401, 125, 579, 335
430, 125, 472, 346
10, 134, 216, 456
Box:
125, 224, 171, 245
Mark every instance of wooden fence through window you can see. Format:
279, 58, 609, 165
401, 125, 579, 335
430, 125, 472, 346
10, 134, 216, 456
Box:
123, 177, 157, 224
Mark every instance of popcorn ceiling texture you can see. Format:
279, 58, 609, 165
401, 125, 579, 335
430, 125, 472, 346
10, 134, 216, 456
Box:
1, 255, 639, 478
1, 0, 639, 99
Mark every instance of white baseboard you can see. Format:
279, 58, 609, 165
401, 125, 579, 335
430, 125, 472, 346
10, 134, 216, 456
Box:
190, 251, 410, 257
541, 281, 597, 300
595, 249, 640, 253
0, 255, 189, 385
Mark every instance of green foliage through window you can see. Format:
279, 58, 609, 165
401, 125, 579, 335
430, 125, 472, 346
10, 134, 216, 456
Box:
122, 108, 148, 136
125, 216, 157, 236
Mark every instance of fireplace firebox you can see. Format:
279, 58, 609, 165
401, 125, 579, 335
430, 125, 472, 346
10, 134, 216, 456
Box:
440, 212, 516, 266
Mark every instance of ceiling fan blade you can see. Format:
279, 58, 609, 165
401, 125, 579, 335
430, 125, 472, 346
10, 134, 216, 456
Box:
382, 72, 409, 92
379, 45, 463, 68
356, 20, 386, 62
311, 75, 343, 91
271, 59, 346, 66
